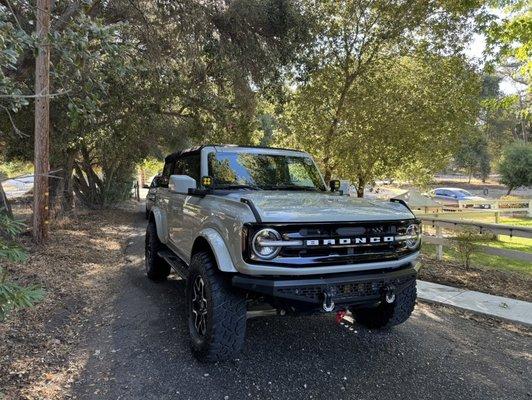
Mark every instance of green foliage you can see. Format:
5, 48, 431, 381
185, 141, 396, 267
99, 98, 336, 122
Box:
275, 0, 487, 193
0, 268, 44, 321
485, 2, 531, 143
1, 0, 314, 209
0, 210, 43, 321
0, 158, 33, 180
140, 158, 164, 179
498, 141, 532, 193
450, 229, 492, 269
282, 55, 481, 193
0, 7, 34, 123
454, 133, 491, 182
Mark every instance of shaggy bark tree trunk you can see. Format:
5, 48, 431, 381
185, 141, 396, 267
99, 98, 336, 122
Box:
356, 177, 365, 198
49, 152, 76, 216
0, 181, 13, 218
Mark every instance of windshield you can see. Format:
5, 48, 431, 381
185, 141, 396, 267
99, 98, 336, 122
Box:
456, 189, 473, 196
208, 151, 326, 191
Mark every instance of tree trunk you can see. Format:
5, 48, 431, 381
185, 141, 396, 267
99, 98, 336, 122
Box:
32, 0, 51, 243
63, 155, 75, 212
0, 180, 13, 218
323, 166, 332, 183
356, 176, 365, 198
49, 152, 76, 217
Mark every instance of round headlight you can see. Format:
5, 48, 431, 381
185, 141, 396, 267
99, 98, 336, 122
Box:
252, 228, 282, 260
405, 224, 421, 249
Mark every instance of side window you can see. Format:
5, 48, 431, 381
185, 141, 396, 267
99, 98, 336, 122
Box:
160, 162, 173, 187
174, 154, 201, 186
441, 190, 455, 198
287, 161, 314, 187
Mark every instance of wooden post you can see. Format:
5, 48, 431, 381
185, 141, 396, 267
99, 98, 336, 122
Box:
436, 225, 443, 261
33, 0, 51, 243
528, 200, 532, 218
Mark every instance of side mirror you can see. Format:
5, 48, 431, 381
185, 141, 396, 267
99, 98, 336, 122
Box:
169, 175, 196, 194
329, 180, 341, 192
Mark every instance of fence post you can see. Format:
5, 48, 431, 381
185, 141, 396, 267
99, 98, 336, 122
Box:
436, 225, 443, 261
528, 200, 532, 218
134, 181, 140, 201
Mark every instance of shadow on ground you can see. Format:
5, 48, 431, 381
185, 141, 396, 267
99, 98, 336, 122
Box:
72, 215, 532, 400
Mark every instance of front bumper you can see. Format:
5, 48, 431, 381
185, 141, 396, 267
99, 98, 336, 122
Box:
234, 251, 420, 276
232, 264, 417, 309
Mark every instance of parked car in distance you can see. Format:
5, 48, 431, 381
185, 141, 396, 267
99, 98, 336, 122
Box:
145, 175, 162, 218
428, 187, 491, 208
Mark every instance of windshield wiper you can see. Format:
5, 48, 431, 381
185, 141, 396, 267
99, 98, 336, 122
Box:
263, 185, 319, 192
217, 184, 259, 190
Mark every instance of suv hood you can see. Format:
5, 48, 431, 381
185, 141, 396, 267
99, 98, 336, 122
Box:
228, 191, 414, 223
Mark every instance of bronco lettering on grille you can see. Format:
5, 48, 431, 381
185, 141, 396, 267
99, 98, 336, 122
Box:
305, 236, 395, 246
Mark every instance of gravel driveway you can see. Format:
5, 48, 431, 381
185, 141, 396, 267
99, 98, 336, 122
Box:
71, 215, 532, 400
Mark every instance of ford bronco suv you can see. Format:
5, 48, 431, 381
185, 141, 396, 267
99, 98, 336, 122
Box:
145, 145, 421, 361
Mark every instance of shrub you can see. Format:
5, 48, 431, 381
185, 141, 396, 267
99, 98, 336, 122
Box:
450, 229, 491, 268
0, 210, 44, 321
498, 141, 532, 194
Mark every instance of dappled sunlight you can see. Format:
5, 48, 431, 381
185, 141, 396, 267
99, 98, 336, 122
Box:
0, 209, 140, 398
413, 304, 445, 323
19, 352, 90, 400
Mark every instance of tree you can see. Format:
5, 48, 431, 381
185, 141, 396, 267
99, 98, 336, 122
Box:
498, 141, 532, 194
279, 0, 489, 183
455, 133, 491, 182
1, 0, 312, 210
486, 1, 531, 143
283, 54, 481, 196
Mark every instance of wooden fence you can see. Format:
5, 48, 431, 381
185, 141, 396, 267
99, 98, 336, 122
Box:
419, 216, 532, 263
412, 198, 531, 223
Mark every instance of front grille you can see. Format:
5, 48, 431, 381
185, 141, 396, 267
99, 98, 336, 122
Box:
244, 220, 418, 266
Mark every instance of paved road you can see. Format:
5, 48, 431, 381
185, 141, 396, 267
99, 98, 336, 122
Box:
72, 214, 532, 400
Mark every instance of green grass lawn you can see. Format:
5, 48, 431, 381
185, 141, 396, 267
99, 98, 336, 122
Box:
496, 216, 532, 227
421, 214, 531, 275
422, 242, 532, 276
492, 235, 532, 252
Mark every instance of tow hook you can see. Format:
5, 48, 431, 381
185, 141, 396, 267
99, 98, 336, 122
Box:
384, 284, 396, 304
322, 291, 335, 312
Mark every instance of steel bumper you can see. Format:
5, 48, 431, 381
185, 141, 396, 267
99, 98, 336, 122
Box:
232, 264, 417, 306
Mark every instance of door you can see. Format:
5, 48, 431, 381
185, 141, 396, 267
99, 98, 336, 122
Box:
168, 153, 201, 259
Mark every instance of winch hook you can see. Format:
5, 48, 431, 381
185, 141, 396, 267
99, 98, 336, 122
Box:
322, 291, 335, 312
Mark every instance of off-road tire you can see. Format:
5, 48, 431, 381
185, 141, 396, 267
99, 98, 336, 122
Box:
145, 221, 171, 281
187, 251, 246, 362
354, 279, 416, 329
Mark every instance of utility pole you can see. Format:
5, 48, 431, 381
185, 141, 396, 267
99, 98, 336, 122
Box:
33, 0, 51, 243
